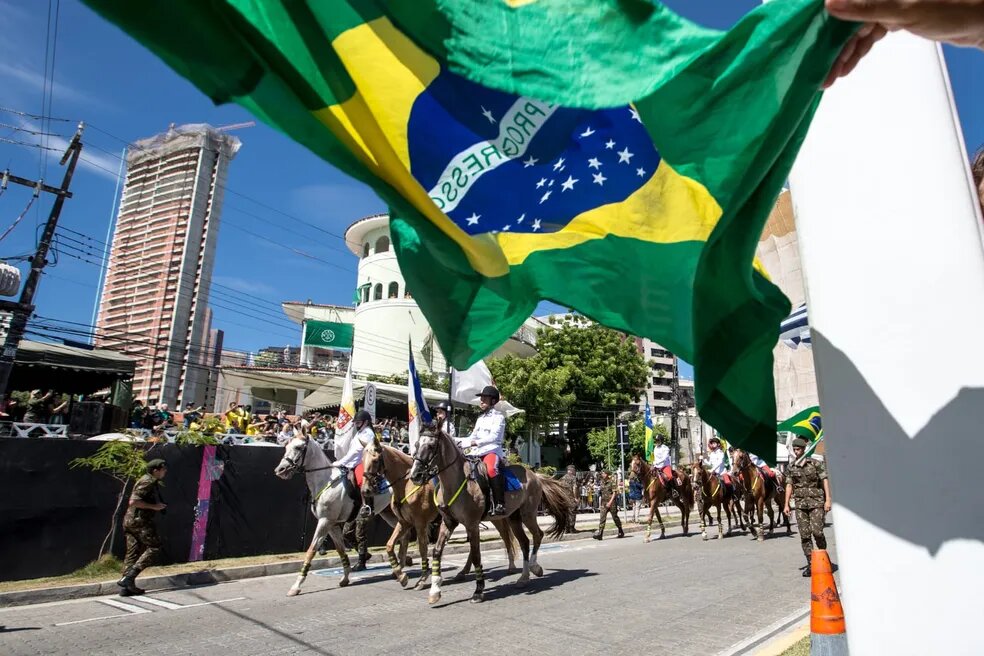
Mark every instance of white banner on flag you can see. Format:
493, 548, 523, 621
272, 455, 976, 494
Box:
451, 360, 524, 417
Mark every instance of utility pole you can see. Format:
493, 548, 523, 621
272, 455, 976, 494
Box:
0, 123, 84, 404
669, 356, 681, 464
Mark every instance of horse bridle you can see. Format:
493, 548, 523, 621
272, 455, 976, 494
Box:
411, 431, 461, 482
282, 437, 338, 476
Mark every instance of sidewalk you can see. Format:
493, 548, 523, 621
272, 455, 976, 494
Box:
0, 506, 684, 608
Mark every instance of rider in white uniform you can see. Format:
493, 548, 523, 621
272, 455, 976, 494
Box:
651, 435, 680, 498
337, 410, 375, 571
463, 385, 507, 516
702, 437, 736, 492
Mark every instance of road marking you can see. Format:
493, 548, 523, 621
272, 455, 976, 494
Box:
53, 596, 245, 627
97, 598, 152, 614
132, 596, 184, 610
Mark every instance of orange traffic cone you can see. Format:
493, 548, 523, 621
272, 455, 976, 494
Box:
809, 550, 848, 655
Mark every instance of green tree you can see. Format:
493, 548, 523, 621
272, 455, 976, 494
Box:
70, 440, 157, 558
537, 319, 649, 467
487, 354, 576, 441
253, 351, 280, 367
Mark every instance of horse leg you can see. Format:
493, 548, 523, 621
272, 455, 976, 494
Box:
653, 504, 666, 540
510, 514, 532, 587
717, 503, 724, 540
756, 497, 766, 542
467, 527, 485, 603
288, 517, 329, 597
698, 494, 708, 541
523, 509, 545, 578
765, 495, 776, 536
493, 519, 519, 574
413, 518, 431, 590
385, 522, 410, 588
644, 495, 657, 543
428, 519, 454, 604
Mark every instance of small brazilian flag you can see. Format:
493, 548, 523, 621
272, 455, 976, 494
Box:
778, 406, 823, 442
644, 399, 655, 463
81, 0, 854, 457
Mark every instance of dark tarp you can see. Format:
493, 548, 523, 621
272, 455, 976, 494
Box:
10, 339, 135, 394
0, 438, 393, 581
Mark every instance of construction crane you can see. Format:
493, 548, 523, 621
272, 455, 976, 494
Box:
214, 121, 256, 132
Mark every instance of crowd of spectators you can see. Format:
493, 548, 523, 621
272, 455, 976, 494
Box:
1, 389, 73, 424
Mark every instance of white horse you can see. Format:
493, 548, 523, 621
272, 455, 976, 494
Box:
274, 434, 398, 596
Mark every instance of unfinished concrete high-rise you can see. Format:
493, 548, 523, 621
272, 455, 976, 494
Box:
96, 124, 240, 407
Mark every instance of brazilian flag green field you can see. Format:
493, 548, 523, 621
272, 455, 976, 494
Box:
82, 0, 854, 458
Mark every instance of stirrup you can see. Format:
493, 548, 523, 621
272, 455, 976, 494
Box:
491, 503, 506, 516
359, 503, 372, 518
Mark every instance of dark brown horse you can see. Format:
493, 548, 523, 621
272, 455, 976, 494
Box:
690, 462, 743, 541
629, 454, 693, 541
732, 449, 791, 540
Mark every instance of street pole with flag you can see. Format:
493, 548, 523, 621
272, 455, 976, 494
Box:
408, 339, 432, 455
643, 399, 655, 463
333, 362, 356, 460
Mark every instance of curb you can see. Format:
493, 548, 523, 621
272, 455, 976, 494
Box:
0, 520, 666, 608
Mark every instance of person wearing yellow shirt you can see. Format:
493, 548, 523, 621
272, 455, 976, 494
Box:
224, 402, 242, 434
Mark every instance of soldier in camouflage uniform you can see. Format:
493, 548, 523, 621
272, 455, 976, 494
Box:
560, 465, 579, 533
592, 470, 624, 541
784, 437, 832, 577
118, 458, 168, 596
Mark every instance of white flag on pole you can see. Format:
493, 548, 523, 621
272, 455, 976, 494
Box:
333, 363, 356, 459
451, 360, 524, 417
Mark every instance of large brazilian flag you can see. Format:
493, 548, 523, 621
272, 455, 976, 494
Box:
82, 0, 854, 456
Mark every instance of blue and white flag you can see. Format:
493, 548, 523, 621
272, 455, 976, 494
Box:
408, 340, 432, 455
779, 303, 811, 349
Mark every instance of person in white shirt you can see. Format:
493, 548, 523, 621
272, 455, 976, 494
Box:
463, 386, 507, 516
748, 451, 778, 481
702, 437, 737, 494
651, 435, 681, 499
433, 401, 456, 438
336, 409, 376, 570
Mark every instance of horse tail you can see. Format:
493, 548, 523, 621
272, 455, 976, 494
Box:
537, 474, 577, 540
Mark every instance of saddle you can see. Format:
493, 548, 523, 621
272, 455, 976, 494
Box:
465, 456, 494, 517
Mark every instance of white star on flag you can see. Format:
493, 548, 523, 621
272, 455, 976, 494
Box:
553, 157, 566, 172
532, 218, 542, 231
466, 213, 481, 226
592, 172, 607, 185
481, 106, 496, 123
517, 214, 526, 224
523, 156, 538, 168
636, 167, 646, 177
618, 147, 634, 164
561, 175, 579, 192
539, 190, 552, 204
536, 178, 547, 189
587, 157, 602, 170
501, 224, 511, 231
605, 139, 616, 150
580, 126, 596, 138
629, 107, 642, 123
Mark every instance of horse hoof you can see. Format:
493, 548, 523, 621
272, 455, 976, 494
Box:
287, 588, 300, 597
530, 564, 544, 577
471, 592, 484, 603
428, 593, 441, 604
514, 578, 529, 588
339, 578, 350, 588
398, 574, 409, 588
506, 566, 520, 575
702, 534, 709, 541
757, 535, 765, 543
414, 579, 428, 591
644, 536, 651, 544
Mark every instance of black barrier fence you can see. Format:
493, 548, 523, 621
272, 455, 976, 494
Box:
0, 439, 392, 581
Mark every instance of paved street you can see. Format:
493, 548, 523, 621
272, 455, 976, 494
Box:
0, 523, 834, 656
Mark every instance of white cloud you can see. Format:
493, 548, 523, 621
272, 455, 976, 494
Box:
212, 275, 277, 297
0, 62, 115, 112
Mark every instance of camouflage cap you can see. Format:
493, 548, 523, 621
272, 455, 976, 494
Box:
146, 458, 168, 471
791, 437, 809, 448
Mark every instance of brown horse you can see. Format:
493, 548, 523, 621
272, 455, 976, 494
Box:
690, 462, 743, 541
732, 449, 791, 540
628, 454, 693, 541
409, 426, 575, 604
361, 437, 517, 590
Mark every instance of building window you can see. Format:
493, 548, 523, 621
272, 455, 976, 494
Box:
361, 285, 370, 304
375, 236, 390, 253
650, 348, 658, 357
362, 242, 370, 258
404, 288, 412, 299
373, 283, 383, 301
387, 282, 399, 299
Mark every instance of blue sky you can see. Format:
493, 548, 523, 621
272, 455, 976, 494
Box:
0, 0, 980, 381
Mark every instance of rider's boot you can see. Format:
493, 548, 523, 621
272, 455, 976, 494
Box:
489, 472, 506, 516
117, 568, 145, 596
